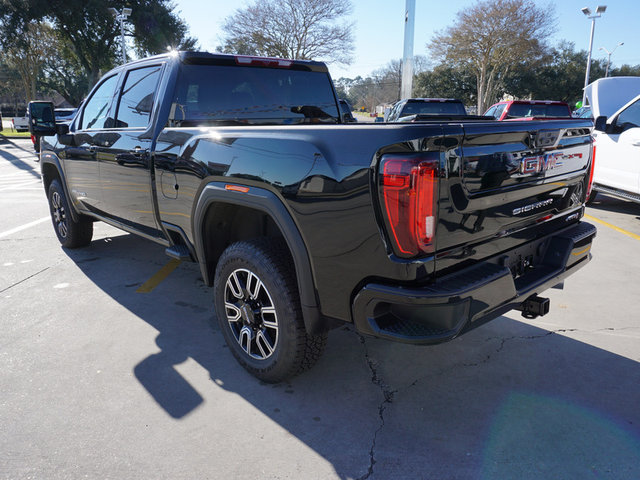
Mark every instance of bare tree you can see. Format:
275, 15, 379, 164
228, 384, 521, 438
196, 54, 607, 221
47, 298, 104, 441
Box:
219, 0, 354, 65
428, 0, 554, 112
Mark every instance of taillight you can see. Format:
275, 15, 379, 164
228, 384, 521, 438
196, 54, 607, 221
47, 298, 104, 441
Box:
235, 56, 293, 68
586, 144, 596, 201
380, 155, 439, 257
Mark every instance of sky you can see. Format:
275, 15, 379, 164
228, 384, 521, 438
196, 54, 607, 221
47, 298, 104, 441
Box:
174, 0, 640, 80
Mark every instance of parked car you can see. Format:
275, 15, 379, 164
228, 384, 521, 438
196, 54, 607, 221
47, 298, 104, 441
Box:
12, 111, 29, 132
29, 51, 596, 382
338, 99, 356, 123
386, 98, 467, 122
54, 108, 77, 123
484, 100, 572, 120
588, 93, 640, 204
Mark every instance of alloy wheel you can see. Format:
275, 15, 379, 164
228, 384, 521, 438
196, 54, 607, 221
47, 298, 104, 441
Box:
224, 268, 278, 360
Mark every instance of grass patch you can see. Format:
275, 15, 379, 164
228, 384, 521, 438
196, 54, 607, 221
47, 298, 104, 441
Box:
0, 130, 32, 138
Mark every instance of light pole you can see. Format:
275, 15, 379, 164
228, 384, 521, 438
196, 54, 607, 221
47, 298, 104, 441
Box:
109, 7, 132, 65
401, 0, 416, 100
600, 42, 623, 77
581, 5, 607, 106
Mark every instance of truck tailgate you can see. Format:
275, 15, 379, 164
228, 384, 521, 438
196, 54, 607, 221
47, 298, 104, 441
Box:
435, 119, 593, 271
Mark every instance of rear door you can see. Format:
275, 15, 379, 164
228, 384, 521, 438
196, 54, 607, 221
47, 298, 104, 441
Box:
96, 64, 164, 238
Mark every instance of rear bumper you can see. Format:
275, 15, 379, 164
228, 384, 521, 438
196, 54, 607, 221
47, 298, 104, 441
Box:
352, 221, 596, 344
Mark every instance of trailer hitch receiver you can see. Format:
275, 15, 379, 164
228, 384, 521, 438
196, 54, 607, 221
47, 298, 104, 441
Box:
517, 294, 550, 319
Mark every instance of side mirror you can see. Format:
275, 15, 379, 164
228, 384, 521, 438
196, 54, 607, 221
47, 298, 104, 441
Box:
594, 115, 607, 132
28, 101, 57, 136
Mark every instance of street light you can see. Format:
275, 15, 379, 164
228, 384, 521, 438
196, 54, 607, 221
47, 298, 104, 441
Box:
600, 42, 623, 77
109, 7, 132, 65
581, 5, 607, 105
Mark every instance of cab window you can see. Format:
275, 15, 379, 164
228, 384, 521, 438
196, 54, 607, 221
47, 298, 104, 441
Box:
80, 75, 119, 130
115, 65, 162, 128
616, 98, 640, 130
493, 103, 507, 119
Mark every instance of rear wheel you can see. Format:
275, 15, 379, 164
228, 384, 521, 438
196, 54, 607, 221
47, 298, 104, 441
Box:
213, 239, 327, 382
47, 179, 93, 248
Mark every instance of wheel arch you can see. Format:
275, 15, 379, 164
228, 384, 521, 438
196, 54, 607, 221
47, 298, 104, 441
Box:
193, 183, 326, 334
40, 154, 80, 222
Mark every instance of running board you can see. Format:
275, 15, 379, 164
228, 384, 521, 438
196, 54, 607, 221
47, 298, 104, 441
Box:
593, 185, 640, 204
165, 244, 193, 261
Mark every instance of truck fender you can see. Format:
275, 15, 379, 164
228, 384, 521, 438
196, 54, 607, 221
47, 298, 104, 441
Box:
40, 152, 80, 223
193, 182, 326, 334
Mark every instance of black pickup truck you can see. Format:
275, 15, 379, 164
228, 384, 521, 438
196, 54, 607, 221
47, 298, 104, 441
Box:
29, 52, 596, 382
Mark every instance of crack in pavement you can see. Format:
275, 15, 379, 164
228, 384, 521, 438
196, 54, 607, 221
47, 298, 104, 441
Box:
355, 333, 397, 480
0, 267, 50, 294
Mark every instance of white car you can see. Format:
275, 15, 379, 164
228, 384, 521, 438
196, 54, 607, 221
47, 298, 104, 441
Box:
12, 111, 29, 132
590, 93, 640, 203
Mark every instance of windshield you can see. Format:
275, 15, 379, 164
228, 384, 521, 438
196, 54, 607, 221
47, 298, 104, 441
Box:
505, 103, 570, 118
169, 64, 339, 126
401, 101, 466, 116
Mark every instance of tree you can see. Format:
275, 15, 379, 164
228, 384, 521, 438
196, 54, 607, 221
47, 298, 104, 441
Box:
502, 41, 607, 107
428, 0, 554, 113
414, 65, 477, 107
219, 0, 354, 65
611, 64, 640, 77
0, 0, 197, 93
1, 21, 55, 102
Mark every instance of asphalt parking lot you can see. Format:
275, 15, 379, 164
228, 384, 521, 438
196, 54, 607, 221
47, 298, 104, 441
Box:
1, 137, 639, 479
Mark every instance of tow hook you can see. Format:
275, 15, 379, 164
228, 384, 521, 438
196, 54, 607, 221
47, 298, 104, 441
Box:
517, 294, 550, 319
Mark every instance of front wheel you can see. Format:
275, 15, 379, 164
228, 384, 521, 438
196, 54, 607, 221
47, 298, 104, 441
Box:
213, 239, 327, 382
47, 179, 93, 248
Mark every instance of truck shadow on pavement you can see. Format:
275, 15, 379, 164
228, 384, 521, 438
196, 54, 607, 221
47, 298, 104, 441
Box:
588, 193, 640, 219
64, 232, 640, 480
0, 138, 40, 179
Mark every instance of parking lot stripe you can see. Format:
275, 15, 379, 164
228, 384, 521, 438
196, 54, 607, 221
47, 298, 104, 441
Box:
584, 214, 640, 241
0, 217, 50, 239
136, 258, 182, 293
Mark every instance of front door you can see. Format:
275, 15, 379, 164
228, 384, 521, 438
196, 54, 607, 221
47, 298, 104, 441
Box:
63, 74, 120, 214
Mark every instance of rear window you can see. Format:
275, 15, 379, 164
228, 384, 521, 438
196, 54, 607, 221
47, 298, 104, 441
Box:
505, 103, 570, 118
401, 101, 466, 117
168, 64, 339, 126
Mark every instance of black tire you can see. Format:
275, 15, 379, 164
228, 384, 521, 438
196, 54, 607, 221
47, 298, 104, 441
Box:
47, 179, 93, 248
213, 238, 327, 383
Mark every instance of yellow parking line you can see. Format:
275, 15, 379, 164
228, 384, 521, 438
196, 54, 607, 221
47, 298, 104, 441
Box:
584, 214, 640, 241
136, 259, 181, 293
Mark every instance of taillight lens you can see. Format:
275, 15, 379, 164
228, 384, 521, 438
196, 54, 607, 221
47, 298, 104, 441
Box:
586, 144, 596, 201
235, 56, 293, 68
380, 155, 439, 257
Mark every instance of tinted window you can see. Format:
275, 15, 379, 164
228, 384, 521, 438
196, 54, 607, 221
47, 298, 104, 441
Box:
616, 98, 640, 128
400, 101, 466, 116
505, 103, 570, 118
116, 65, 162, 128
494, 104, 507, 119
484, 106, 497, 117
169, 64, 339, 126
80, 75, 118, 130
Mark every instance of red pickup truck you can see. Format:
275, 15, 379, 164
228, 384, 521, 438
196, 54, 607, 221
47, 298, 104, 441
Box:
484, 100, 572, 121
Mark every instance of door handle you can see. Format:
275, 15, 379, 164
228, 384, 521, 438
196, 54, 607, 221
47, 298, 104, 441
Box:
632, 141, 640, 147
